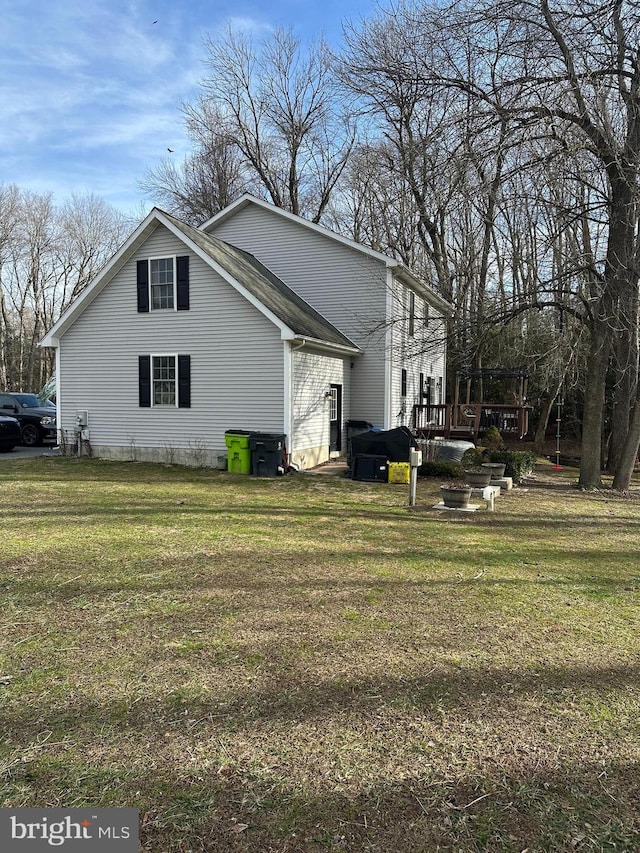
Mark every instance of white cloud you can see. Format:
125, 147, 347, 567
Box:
222, 15, 276, 34
0, 0, 365, 211
0, 1, 199, 153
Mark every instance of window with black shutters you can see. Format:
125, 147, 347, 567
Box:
139, 354, 191, 408
137, 256, 189, 312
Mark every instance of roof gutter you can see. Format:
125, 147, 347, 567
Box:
290, 335, 361, 357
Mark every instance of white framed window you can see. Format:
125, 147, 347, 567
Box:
152, 354, 177, 406
150, 257, 176, 310
329, 387, 338, 420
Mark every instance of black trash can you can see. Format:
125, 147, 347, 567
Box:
249, 432, 287, 477
346, 419, 373, 463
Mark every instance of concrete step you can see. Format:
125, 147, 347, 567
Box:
432, 502, 481, 512
491, 476, 513, 490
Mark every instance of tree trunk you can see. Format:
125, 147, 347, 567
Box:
583, 183, 637, 486
612, 396, 640, 490
608, 374, 632, 472
533, 390, 559, 456
607, 284, 639, 471
578, 325, 610, 488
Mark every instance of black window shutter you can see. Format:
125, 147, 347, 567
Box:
176, 256, 189, 311
408, 291, 415, 336
139, 356, 151, 407
177, 355, 191, 408
137, 260, 149, 312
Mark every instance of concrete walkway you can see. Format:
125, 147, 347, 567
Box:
307, 460, 349, 475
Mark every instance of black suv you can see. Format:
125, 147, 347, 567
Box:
0, 414, 20, 452
0, 392, 57, 446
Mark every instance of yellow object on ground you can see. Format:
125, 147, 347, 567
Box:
387, 461, 410, 484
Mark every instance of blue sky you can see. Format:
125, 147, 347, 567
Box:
0, 0, 377, 216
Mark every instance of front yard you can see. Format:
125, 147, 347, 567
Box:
0, 458, 638, 852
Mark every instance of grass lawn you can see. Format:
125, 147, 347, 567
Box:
0, 456, 639, 852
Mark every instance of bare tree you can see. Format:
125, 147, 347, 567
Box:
55, 193, 129, 310
341, 0, 640, 489
0, 190, 128, 390
141, 104, 249, 225
0, 185, 21, 389
195, 26, 356, 223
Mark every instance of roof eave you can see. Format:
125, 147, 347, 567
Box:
392, 264, 454, 316
291, 335, 362, 357
203, 196, 455, 317
201, 194, 395, 265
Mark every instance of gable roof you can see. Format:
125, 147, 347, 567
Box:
202, 194, 454, 316
40, 208, 361, 354
202, 194, 395, 264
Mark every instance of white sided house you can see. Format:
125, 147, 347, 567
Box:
41, 195, 452, 470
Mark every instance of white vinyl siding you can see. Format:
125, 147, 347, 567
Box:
390, 279, 447, 429
57, 225, 285, 455
208, 204, 387, 426
291, 348, 350, 467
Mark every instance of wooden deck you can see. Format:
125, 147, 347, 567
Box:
412, 403, 530, 440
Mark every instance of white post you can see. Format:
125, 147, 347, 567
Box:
408, 448, 422, 506
409, 465, 418, 506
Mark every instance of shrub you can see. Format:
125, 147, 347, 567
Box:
461, 447, 485, 469
419, 460, 464, 479
487, 449, 537, 483
483, 426, 506, 452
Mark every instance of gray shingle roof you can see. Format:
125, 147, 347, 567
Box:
163, 212, 360, 352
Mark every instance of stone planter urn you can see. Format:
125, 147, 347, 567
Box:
440, 483, 472, 508
464, 467, 492, 488
481, 462, 506, 480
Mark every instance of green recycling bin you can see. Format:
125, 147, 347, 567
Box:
224, 430, 252, 474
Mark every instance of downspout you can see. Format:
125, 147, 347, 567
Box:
287, 338, 307, 470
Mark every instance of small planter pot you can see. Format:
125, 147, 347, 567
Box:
464, 469, 492, 488
481, 462, 506, 480
440, 484, 472, 508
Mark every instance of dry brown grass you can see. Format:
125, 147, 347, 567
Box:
0, 457, 639, 852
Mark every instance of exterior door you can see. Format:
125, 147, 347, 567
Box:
329, 383, 342, 454
424, 376, 433, 406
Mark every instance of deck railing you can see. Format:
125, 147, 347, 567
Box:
412, 403, 530, 439
411, 404, 450, 433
